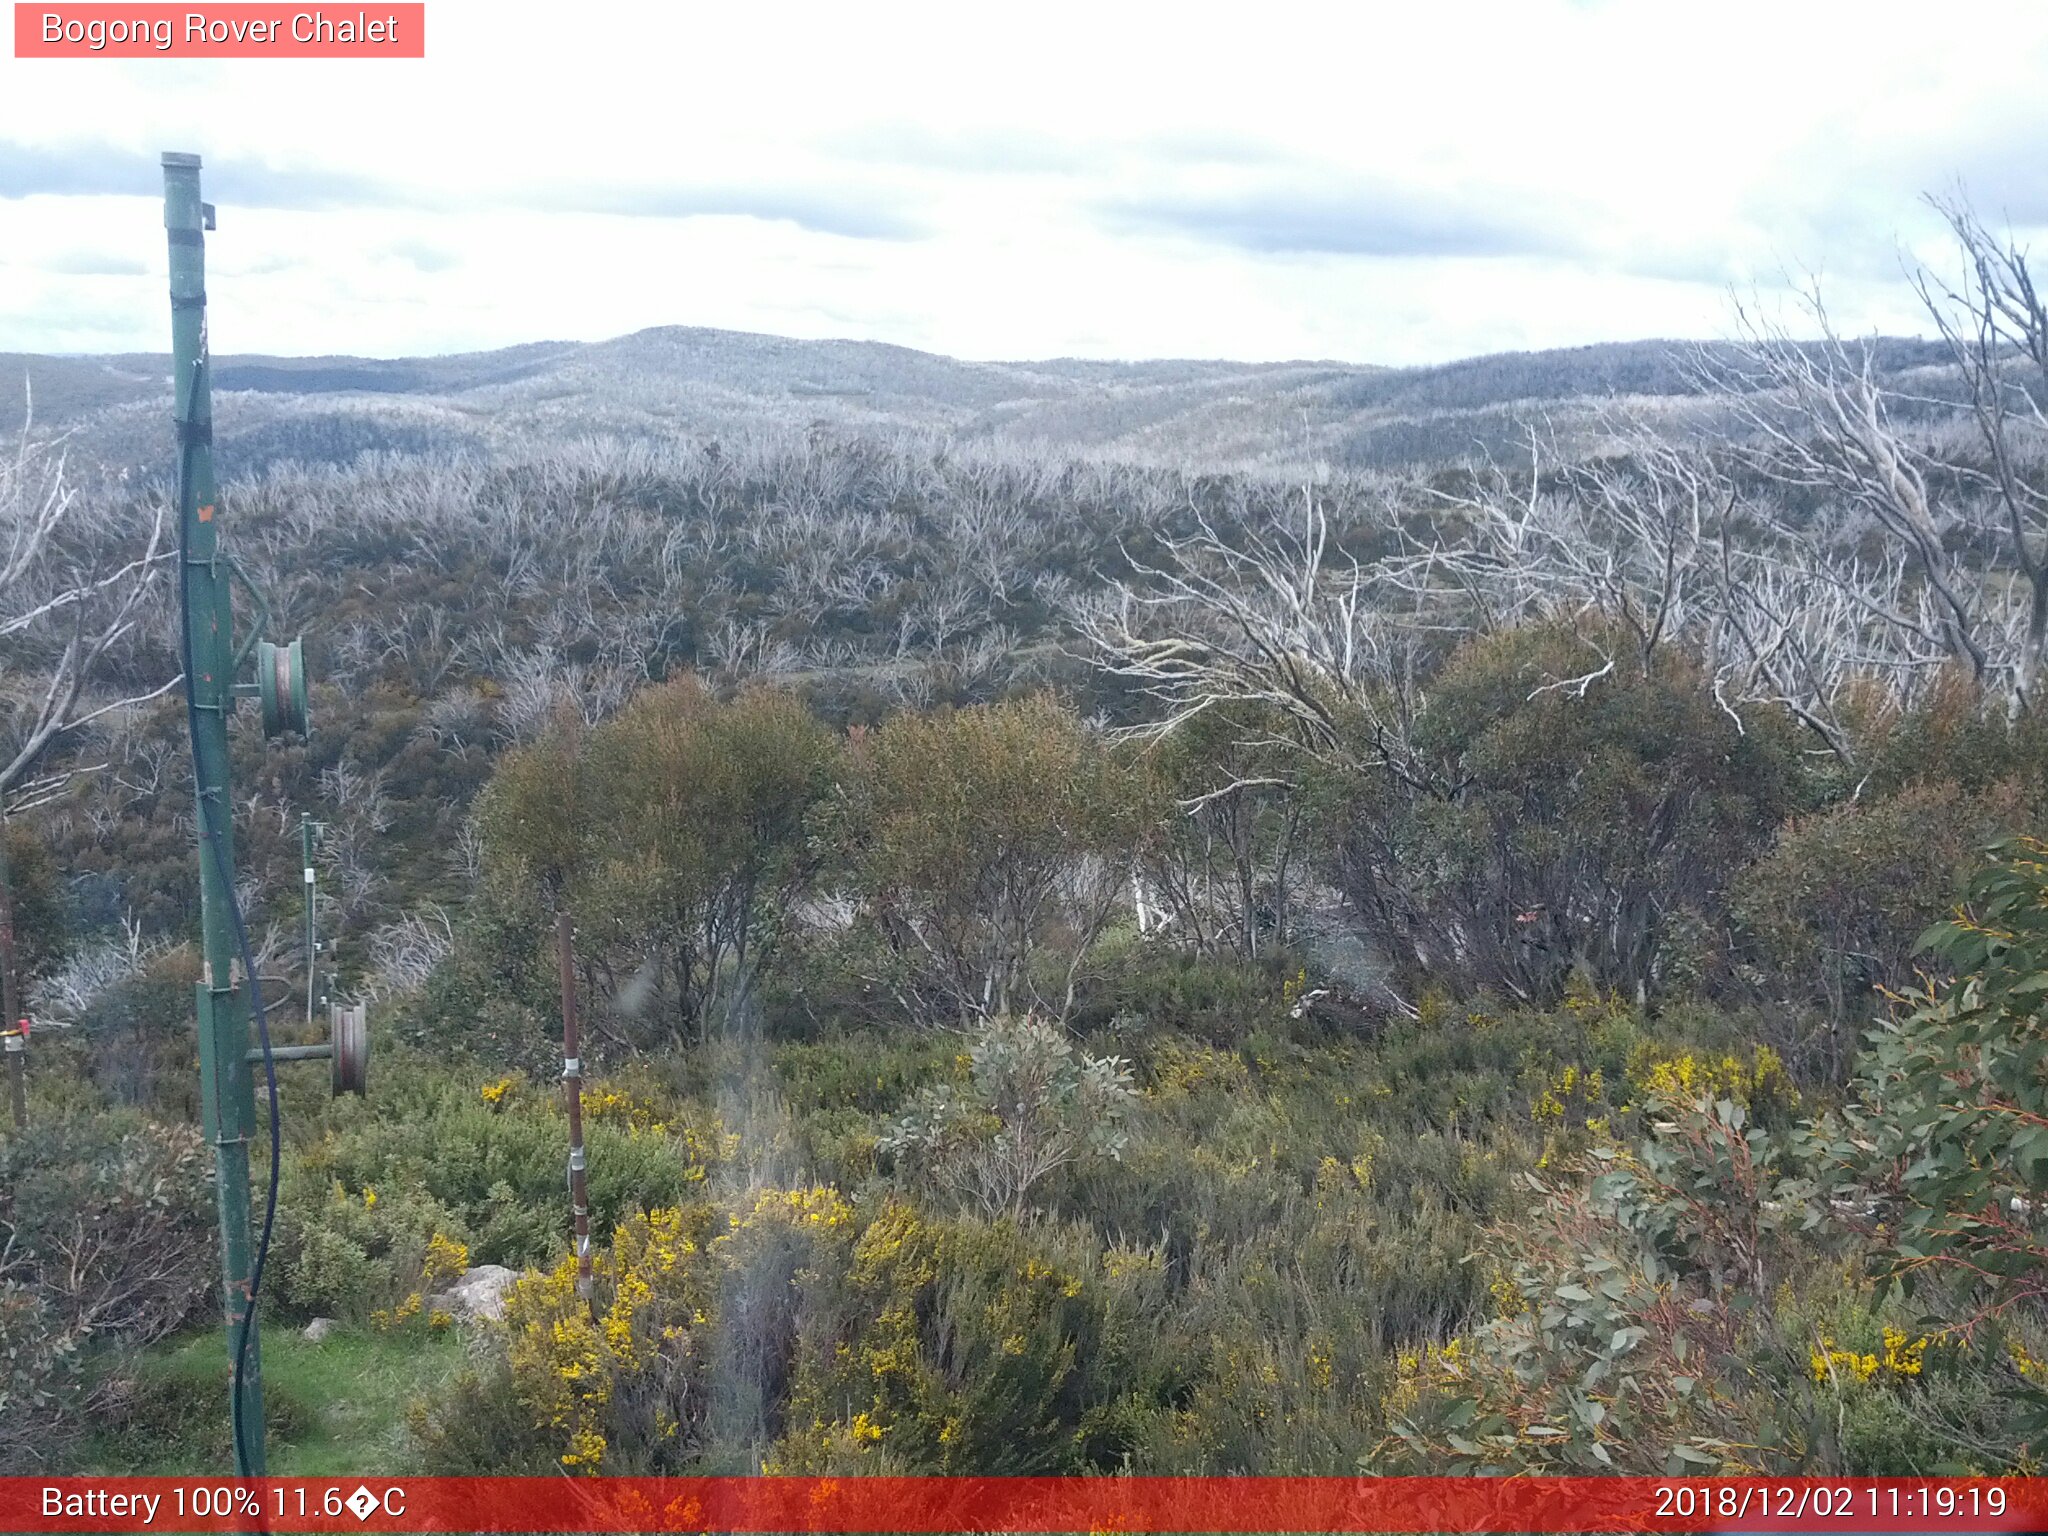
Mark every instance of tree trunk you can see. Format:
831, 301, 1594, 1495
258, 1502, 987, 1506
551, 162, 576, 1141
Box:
0, 821, 22, 1130
2017, 568, 2048, 716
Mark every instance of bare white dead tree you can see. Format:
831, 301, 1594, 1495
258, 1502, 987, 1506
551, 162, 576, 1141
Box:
1417, 426, 1720, 674
1707, 303, 1997, 685
361, 904, 456, 1002
1420, 427, 1862, 754
318, 757, 393, 835
1699, 211, 2047, 718
1, 404, 176, 816
1070, 478, 1431, 779
29, 910, 169, 1022
1911, 193, 2048, 707
1703, 529, 1872, 764
417, 684, 491, 752
447, 815, 485, 885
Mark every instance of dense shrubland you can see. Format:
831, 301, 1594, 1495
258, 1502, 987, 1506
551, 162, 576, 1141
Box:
6, 198, 2048, 1476
16, 666, 2043, 1477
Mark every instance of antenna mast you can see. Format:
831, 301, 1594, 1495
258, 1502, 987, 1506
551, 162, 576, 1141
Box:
163, 149, 268, 1476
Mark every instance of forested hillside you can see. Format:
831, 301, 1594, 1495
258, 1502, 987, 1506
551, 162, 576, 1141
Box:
4, 204, 2048, 1479
2, 327, 1954, 481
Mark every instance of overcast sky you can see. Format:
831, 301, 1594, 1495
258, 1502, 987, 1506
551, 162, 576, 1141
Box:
5, 0, 2048, 365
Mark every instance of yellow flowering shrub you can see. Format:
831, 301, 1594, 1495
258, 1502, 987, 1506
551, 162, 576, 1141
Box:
1561, 976, 1632, 1020
1281, 967, 1310, 1013
1306, 1340, 1335, 1390
717, 1185, 853, 1238
1810, 1327, 1929, 1387
581, 1084, 668, 1134
370, 1291, 423, 1331
1102, 1242, 1164, 1283
1311, 1150, 1378, 1211
2008, 1337, 2048, 1384
1381, 1337, 1466, 1421
491, 1185, 881, 1473
773, 1201, 1122, 1476
1627, 1043, 1797, 1116
424, 1232, 471, 1286
500, 1204, 717, 1473
677, 1118, 741, 1174
1145, 1038, 1250, 1099
1531, 1064, 1605, 1124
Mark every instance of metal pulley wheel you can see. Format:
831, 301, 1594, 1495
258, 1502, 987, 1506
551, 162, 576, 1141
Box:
256, 637, 310, 738
330, 1001, 368, 1097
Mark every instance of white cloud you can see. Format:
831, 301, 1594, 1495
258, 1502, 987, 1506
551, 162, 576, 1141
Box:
2, 0, 2046, 361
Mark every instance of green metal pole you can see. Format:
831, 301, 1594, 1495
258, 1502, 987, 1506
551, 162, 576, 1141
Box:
164, 150, 265, 1476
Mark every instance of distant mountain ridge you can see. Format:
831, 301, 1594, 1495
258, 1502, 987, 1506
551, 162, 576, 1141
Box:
0, 325, 1953, 477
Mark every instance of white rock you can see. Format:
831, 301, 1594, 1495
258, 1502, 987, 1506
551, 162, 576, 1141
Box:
302, 1317, 339, 1343
430, 1264, 519, 1323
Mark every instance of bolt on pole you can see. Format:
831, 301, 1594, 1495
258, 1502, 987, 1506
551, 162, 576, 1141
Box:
164, 150, 266, 1477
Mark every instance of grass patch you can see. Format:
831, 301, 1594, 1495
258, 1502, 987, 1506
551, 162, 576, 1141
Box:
88, 1322, 468, 1475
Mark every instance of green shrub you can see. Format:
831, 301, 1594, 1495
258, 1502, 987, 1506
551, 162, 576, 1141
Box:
880, 1013, 1135, 1218
1800, 837, 2048, 1365
408, 1352, 563, 1475
69, 947, 204, 1112
776, 1202, 1142, 1475
1734, 779, 2031, 1073
0, 1109, 213, 1344
1073, 947, 1289, 1046
769, 1035, 949, 1116
285, 1056, 719, 1275
273, 1176, 468, 1320
0, 1282, 83, 1468
1378, 1093, 1803, 1474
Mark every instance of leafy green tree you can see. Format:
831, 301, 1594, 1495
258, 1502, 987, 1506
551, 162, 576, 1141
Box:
835, 695, 1148, 1025
475, 680, 836, 1046
576, 679, 837, 1042
475, 711, 590, 907
1, 819, 68, 993
1326, 622, 1799, 1005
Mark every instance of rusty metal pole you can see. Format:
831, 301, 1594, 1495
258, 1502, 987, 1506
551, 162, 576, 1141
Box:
557, 911, 593, 1304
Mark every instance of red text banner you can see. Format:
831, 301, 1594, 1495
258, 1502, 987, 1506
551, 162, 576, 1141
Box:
4, 1477, 2047, 1533
14, 4, 424, 57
